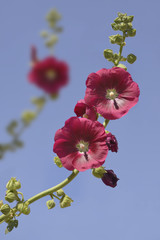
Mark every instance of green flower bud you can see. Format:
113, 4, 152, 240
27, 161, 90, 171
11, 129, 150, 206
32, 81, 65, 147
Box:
1, 204, 10, 215
22, 206, 31, 215
119, 22, 127, 31
92, 166, 106, 178
127, 54, 137, 64
5, 191, 18, 203
113, 53, 119, 60
6, 177, 16, 190
103, 49, 114, 61
56, 189, 65, 196
16, 203, 24, 213
111, 23, 119, 31
125, 15, 134, 23
31, 97, 46, 109
109, 35, 116, 44
60, 195, 73, 208
54, 156, 63, 168
109, 34, 123, 45
114, 17, 121, 24
45, 35, 58, 48
46, 9, 61, 23
122, 15, 127, 22
21, 111, 36, 125
6, 177, 21, 190
127, 28, 136, 37
126, 22, 133, 30
117, 64, 127, 71
118, 12, 126, 18
46, 199, 56, 209
17, 202, 30, 215
40, 31, 49, 38
15, 180, 21, 189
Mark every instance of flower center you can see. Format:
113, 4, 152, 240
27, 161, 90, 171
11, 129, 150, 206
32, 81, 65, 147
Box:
106, 89, 118, 100
45, 70, 57, 81
76, 141, 89, 153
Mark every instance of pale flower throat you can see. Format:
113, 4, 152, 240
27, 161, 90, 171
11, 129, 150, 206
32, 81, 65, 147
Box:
76, 141, 89, 153
106, 88, 118, 100
45, 70, 57, 81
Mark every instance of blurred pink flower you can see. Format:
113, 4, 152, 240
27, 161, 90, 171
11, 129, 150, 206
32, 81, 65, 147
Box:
28, 50, 69, 94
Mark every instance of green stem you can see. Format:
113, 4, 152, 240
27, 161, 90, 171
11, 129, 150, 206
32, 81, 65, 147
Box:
27, 169, 79, 204
115, 32, 126, 66
103, 119, 109, 128
0, 169, 79, 224
52, 194, 61, 201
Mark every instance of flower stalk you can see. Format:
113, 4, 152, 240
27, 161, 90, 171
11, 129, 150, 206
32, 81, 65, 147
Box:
0, 169, 79, 224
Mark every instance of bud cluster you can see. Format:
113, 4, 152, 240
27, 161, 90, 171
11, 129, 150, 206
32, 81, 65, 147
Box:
0, 120, 24, 159
111, 12, 136, 36
0, 95, 47, 159
41, 9, 63, 49
0, 178, 30, 234
103, 12, 137, 67
46, 189, 73, 211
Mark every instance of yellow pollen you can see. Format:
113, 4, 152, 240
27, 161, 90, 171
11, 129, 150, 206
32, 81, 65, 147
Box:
76, 141, 89, 152
45, 70, 57, 81
79, 143, 85, 150
109, 91, 115, 97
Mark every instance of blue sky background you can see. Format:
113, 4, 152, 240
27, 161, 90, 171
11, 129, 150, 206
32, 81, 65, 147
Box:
0, 0, 159, 239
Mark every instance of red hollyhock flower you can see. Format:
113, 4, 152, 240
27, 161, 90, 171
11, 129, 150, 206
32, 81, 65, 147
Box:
74, 99, 97, 121
84, 67, 140, 120
101, 169, 119, 188
106, 132, 118, 152
53, 117, 108, 172
28, 54, 69, 94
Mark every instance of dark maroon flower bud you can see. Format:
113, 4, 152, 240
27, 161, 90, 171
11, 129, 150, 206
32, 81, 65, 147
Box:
101, 169, 119, 188
74, 99, 97, 121
106, 132, 118, 152
31, 46, 38, 64
74, 101, 86, 117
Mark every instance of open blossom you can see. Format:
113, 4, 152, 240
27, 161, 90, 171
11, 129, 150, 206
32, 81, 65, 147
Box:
74, 99, 97, 121
28, 48, 69, 94
106, 132, 118, 152
84, 67, 140, 120
53, 117, 108, 172
101, 169, 119, 188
